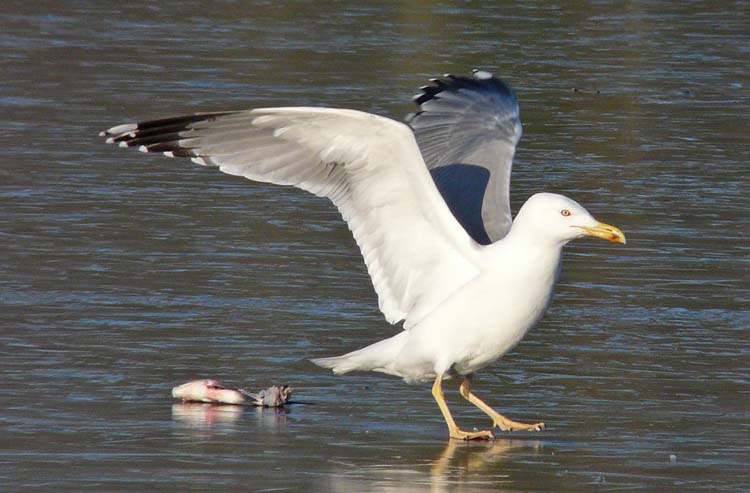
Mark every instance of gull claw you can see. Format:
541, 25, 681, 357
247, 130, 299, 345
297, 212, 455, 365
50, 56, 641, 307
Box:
450, 428, 495, 441
493, 419, 545, 432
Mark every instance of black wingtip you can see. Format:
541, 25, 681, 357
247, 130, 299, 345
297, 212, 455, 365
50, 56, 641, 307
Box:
412, 70, 516, 108
100, 111, 240, 156
100, 111, 238, 139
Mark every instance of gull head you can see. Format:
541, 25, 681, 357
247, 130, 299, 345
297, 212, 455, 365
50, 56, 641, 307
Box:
513, 193, 626, 247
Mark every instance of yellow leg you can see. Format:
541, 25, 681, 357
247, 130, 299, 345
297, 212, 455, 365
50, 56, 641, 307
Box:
432, 374, 494, 440
459, 375, 545, 432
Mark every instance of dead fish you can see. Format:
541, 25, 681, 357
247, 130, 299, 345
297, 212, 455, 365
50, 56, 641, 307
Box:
171, 379, 291, 407
171, 379, 247, 405
245, 385, 292, 407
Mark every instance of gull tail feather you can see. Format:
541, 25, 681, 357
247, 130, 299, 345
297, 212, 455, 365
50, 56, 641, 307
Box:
311, 332, 407, 377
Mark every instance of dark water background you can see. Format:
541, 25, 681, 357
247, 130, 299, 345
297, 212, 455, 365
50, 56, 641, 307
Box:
2, 1, 748, 491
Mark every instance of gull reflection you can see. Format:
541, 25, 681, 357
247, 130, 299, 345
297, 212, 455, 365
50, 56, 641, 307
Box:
325, 439, 542, 492
430, 439, 542, 489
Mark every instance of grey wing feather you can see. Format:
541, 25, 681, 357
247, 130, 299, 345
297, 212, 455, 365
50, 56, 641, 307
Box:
407, 70, 522, 244
101, 107, 482, 328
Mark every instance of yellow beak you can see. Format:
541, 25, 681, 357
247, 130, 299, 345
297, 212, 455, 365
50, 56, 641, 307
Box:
578, 221, 626, 244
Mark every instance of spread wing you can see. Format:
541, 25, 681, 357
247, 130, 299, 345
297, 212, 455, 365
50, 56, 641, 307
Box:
101, 107, 482, 327
407, 70, 522, 244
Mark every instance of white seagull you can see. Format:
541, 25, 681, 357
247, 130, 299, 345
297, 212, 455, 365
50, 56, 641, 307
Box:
101, 70, 625, 440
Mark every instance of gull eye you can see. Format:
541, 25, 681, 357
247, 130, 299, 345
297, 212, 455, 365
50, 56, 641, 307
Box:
560, 209, 572, 217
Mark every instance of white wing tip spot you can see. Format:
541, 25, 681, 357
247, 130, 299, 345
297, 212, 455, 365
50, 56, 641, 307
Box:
104, 123, 138, 135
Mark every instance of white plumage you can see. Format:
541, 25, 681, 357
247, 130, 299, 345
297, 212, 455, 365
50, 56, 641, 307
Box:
315, 192, 606, 383
101, 71, 625, 439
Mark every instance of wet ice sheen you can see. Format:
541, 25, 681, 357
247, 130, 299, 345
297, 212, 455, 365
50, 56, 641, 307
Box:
2, 1, 748, 492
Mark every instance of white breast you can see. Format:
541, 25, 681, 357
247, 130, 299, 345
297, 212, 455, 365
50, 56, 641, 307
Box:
401, 240, 563, 378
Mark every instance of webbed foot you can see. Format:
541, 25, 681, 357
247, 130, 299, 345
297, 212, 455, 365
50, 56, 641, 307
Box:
449, 428, 495, 441
493, 417, 545, 432
459, 375, 545, 433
